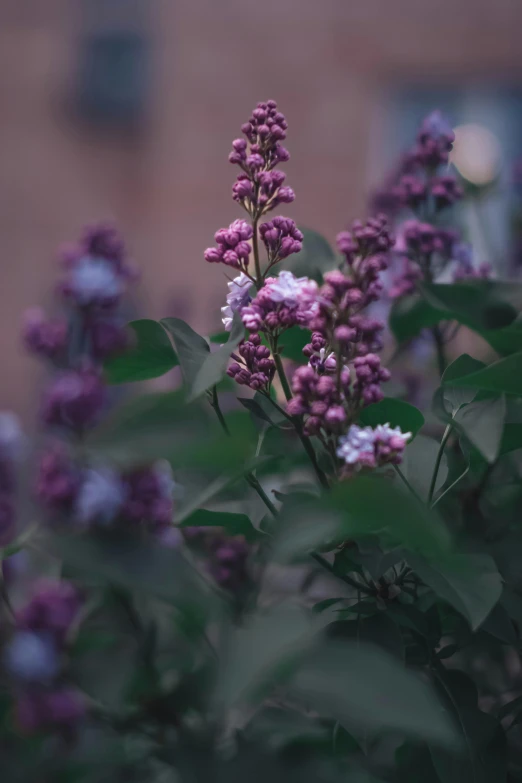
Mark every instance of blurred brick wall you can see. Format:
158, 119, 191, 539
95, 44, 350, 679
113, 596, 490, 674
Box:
1, 0, 522, 418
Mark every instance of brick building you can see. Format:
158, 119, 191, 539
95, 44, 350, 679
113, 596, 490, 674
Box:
1, 0, 522, 417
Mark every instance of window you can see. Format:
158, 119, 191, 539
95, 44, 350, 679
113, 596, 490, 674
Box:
75, 0, 150, 128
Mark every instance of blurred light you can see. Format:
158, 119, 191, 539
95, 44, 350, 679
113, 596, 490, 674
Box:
450, 124, 501, 186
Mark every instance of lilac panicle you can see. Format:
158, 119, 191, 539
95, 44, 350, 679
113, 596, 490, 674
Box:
229, 100, 294, 218
27, 224, 177, 537
227, 333, 275, 392
241, 271, 318, 334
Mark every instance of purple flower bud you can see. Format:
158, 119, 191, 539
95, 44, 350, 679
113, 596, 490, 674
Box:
22, 309, 68, 359
36, 445, 80, 513
41, 369, 106, 431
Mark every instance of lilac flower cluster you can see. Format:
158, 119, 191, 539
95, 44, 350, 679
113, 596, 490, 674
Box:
26, 225, 176, 535
183, 527, 250, 595
241, 271, 318, 334
229, 100, 294, 217
0, 413, 25, 548
287, 354, 391, 437
3, 580, 84, 735
207, 101, 302, 284
227, 333, 276, 392
208, 535, 250, 593
336, 424, 411, 472
23, 223, 134, 364
451, 242, 493, 282
204, 219, 253, 270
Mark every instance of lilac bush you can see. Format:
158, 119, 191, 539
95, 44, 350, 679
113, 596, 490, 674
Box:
0, 102, 522, 782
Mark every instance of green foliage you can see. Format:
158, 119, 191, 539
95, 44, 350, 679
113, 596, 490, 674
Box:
390, 281, 520, 343
359, 398, 425, 438
104, 319, 179, 383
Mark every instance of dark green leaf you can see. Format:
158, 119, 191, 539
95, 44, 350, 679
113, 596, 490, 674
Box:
160, 317, 210, 388
291, 641, 456, 746
104, 319, 179, 384
448, 351, 522, 396
390, 282, 518, 343
238, 393, 287, 427
326, 612, 404, 661
441, 354, 485, 414
407, 553, 502, 630
480, 321, 522, 356
272, 476, 451, 565
189, 315, 245, 401
403, 434, 448, 501
359, 398, 425, 438
500, 423, 522, 455
279, 326, 312, 363
214, 604, 316, 710
453, 396, 506, 464
498, 695, 522, 721
430, 668, 506, 783
50, 532, 215, 608
178, 508, 261, 542
279, 228, 337, 281
480, 601, 518, 645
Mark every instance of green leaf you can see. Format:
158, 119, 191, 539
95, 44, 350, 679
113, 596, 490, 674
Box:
238, 393, 287, 427
103, 319, 179, 384
430, 668, 506, 783
447, 351, 522, 397
480, 321, 522, 356
441, 354, 485, 414
407, 553, 502, 630
359, 398, 425, 438
290, 641, 456, 746
178, 509, 261, 542
188, 315, 245, 401
279, 228, 337, 281
214, 604, 316, 711
480, 601, 518, 645
272, 477, 451, 564
160, 318, 210, 388
500, 423, 522, 455
403, 434, 448, 501
390, 281, 518, 343
279, 326, 311, 363
50, 532, 215, 608
327, 612, 404, 661
87, 390, 260, 475
453, 396, 506, 464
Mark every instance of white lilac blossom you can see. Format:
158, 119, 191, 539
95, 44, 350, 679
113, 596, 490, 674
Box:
241, 271, 318, 332
74, 467, 125, 527
4, 631, 60, 683
336, 423, 411, 470
221, 272, 252, 331
336, 425, 376, 466
0, 412, 25, 463
65, 256, 124, 307
264, 270, 317, 307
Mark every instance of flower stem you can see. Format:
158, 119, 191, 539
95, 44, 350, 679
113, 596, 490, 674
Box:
432, 324, 447, 378
428, 423, 452, 505
268, 337, 329, 489
252, 216, 262, 287
393, 464, 423, 504
209, 386, 277, 518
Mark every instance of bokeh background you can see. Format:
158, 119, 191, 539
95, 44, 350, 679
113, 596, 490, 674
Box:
2, 0, 522, 420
